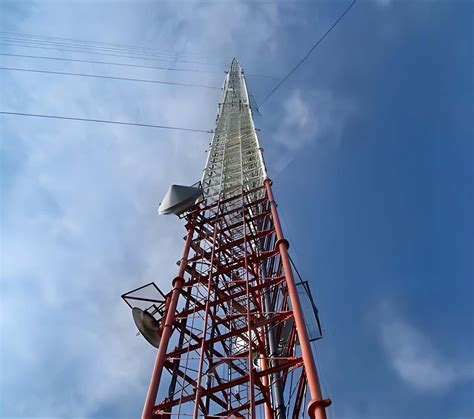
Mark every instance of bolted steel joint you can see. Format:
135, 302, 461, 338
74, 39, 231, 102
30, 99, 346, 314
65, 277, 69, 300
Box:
307, 398, 332, 418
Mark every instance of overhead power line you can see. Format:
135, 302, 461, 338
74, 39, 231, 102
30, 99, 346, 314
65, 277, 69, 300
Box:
0, 35, 176, 58
0, 30, 217, 59
0, 31, 174, 54
0, 42, 221, 67
0, 52, 215, 73
0, 53, 275, 79
0, 32, 277, 80
0, 111, 213, 133
0, 66, 221, 90
0, 35, 216, 64
257, 0, 356, 110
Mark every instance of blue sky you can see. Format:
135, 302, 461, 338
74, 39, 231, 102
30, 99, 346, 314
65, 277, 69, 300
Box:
1, 0, 473, 418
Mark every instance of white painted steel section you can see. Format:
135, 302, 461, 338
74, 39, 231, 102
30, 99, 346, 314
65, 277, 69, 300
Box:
202, 59, 267, 205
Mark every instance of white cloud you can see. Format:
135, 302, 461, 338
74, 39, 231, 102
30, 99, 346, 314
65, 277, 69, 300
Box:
270, 87, 355, 174
378, 306, 474, 393
0, 1, 361, 416
0, 1, 293, 417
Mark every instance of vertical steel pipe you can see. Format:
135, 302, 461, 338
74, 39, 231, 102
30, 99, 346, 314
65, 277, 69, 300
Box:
263, 288, 287, 419
192, 220, 219, 418
264, 179, 331, 419
141, 218, 196, 419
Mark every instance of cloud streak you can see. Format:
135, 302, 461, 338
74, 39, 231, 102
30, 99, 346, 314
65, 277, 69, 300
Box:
378, 305, 474, 393
269, 87, 355, 175
0, 1, 314, 417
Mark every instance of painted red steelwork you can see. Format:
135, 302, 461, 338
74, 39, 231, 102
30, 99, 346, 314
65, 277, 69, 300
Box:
136, 180, 330, 418
129, 59, 330, 419
141, 218, 197, 419
264, 178, 331, 419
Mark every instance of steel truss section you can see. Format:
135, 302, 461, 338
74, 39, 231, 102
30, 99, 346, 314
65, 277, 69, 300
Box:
136, 59, 330, 419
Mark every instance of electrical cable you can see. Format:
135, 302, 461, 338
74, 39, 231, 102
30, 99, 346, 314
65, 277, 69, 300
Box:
257, 0, 356, 110
0, 30, 179, 53
0, 111, 213, 133
0, 52, 216, 73
0, 35, 216, 64
0, 53, 273, 79
0, 35, 178, 58
0, 31, 278, 80
0, 30, 216, 59
0, 66, 221, 90
288, 254, 305, 285
0, 42, 221, 67
246, 73, 278, 80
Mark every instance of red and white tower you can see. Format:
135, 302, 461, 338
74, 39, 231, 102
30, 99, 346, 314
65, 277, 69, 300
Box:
122, 59, 331, 419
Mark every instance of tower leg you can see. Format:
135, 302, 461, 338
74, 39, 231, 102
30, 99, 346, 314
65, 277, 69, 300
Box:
264, 179, 331, 419
141, 219, 196, 419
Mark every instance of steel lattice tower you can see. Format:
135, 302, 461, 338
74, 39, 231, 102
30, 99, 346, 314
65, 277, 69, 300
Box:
124, 59, 331, 419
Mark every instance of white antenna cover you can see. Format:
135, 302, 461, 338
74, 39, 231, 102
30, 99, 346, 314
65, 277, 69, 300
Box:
158, 184, 203, 215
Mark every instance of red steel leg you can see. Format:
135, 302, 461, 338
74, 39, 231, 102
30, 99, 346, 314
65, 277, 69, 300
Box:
264, 179, 331, 419
141, 219, 197, 419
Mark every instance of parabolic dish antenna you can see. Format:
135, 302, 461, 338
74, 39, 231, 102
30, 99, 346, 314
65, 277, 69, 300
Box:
132, 307, 161, 348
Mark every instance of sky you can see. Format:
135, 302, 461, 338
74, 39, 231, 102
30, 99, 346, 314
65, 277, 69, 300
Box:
0, 0, 473, 418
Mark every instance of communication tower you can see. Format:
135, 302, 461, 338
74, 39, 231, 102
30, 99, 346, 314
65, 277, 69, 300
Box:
122, 59, 331, 418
